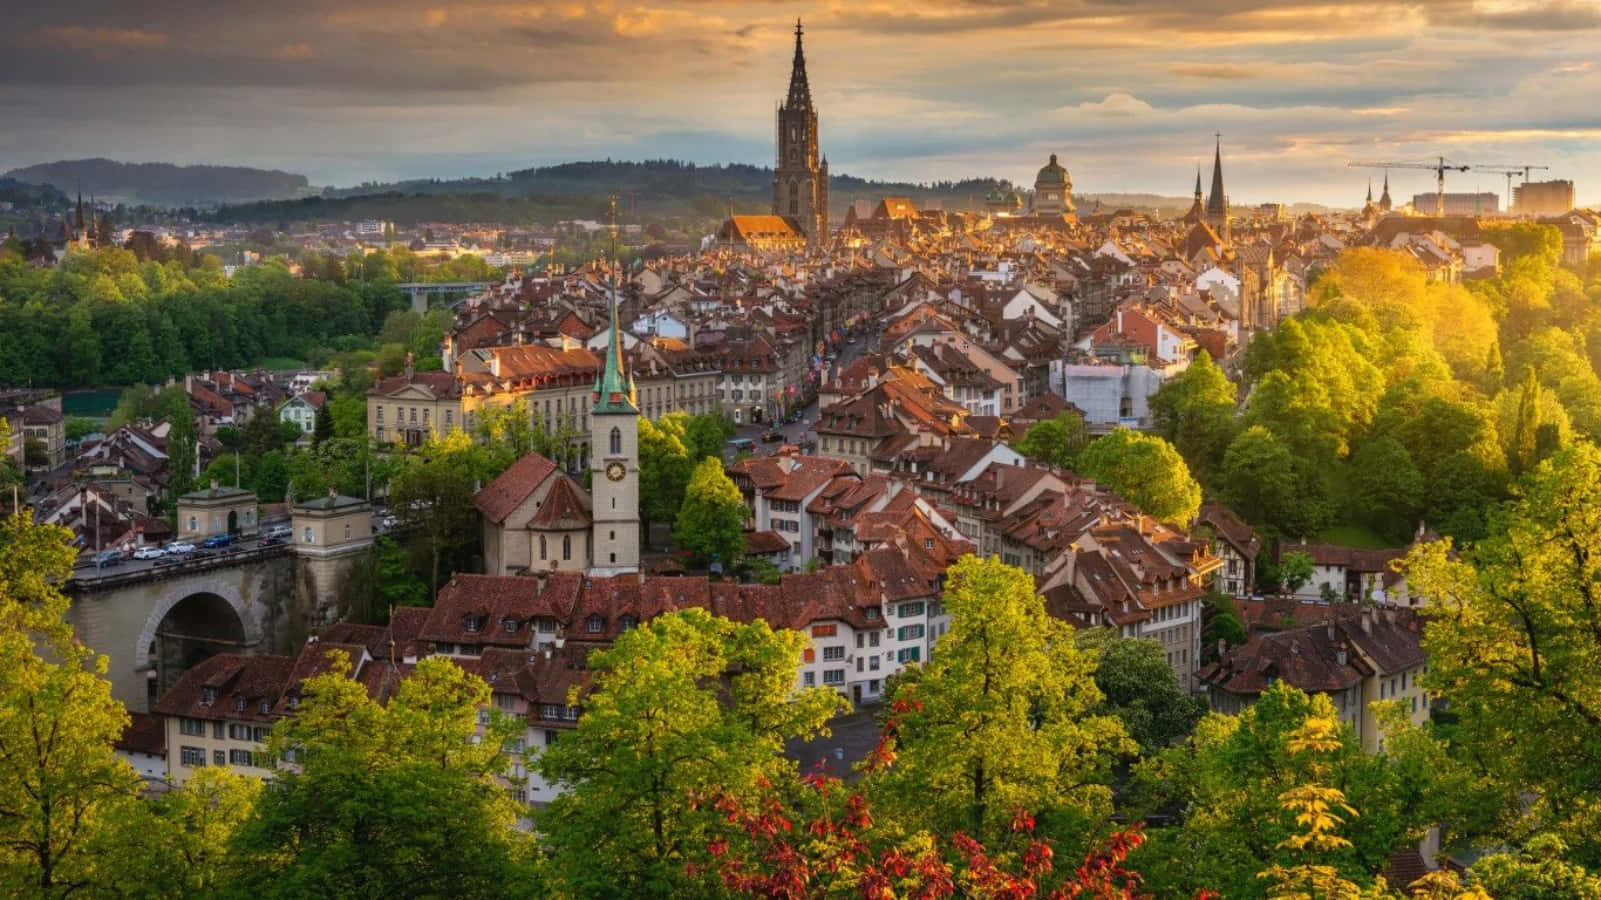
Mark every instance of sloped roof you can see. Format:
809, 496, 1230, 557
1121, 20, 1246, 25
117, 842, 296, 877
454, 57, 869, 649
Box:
474, 453, 558, 524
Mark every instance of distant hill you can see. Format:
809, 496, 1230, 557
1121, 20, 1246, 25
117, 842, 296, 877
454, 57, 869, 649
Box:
3, 158, 316, 207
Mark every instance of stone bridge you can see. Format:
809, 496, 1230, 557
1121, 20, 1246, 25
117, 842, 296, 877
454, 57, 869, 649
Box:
66, 545, 316, 713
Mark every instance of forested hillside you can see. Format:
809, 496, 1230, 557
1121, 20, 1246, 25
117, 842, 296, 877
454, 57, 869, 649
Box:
0, 242, 493, 387
4, 158, 315, 207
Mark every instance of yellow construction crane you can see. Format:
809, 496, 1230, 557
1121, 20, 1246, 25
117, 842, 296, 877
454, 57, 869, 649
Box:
1473, 164, 1550, 214
1347, 157, 1472, 217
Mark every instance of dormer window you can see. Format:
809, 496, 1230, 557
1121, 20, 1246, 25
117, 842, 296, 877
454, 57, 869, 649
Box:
502, 617, 518, 634
234, 697, 246, 713
464, 615, 484, 634
259, 700, 271, 715
586, 614, 605, 634
288, 695, 299, 710
201, 687, 216, 706
619, 614, 638, 632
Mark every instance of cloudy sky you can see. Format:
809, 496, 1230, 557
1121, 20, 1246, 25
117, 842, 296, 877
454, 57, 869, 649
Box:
3, 0, 1599, 207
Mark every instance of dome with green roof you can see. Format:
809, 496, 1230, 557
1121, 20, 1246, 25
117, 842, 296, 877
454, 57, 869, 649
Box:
1035, 153, 1069, 186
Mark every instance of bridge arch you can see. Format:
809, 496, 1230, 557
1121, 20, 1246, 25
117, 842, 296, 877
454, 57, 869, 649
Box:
134, 575, 265, 672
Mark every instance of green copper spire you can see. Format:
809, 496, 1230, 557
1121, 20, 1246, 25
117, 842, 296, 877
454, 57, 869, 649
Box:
594, 197, 637, 414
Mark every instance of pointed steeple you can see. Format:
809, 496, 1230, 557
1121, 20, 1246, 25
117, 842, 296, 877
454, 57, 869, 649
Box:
1379, 171, 1392, 212
593, 197, 636, 414
786, 18, 812, 110
74, 190, 85, 232
1194, 165, 1203, 200
1366, 179, 1373, 203
1206, 134, 1226, 217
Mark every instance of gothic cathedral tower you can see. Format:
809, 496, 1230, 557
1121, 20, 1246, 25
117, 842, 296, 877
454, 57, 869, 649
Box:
589, 215, 641, 576
773, 19, 828, 245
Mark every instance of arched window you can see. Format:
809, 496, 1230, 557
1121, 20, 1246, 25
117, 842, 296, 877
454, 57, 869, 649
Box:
562, 535, 571, 560
609, 427, 621, 455
789, 183, 799, 216
539, 535, 547, 560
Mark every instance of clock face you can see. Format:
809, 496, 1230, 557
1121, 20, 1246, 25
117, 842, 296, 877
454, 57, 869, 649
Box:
606, 461, 627, 482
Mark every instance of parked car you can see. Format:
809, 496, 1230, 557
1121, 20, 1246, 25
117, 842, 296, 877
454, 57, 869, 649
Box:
727, 437, 757, 454
93, 549, 123, 568
264, 524, 292, 540
165, 541, 196, 554
132, 546, 165, 560
761, 429, 785, 443
202, 534, 233, 549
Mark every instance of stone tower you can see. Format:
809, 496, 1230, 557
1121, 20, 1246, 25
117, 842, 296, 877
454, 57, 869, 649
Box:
773, 19, 828, 245
589, 219, 641, 576
1206, 135, 1229, 241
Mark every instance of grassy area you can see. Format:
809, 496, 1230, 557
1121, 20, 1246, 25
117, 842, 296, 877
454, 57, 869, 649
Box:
1314, 525, 1396, 549
254, 357, 308, 371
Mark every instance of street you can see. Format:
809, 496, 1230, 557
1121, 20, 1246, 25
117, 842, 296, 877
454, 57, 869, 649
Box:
784, 708, 884, 781
730, 330, 874, 454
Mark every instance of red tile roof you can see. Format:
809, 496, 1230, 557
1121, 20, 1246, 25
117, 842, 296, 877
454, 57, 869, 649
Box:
474, 453, 558, 524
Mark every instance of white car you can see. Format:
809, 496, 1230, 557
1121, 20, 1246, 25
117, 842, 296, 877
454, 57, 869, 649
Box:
132, 546, 165, 560
165, 541, 196, 554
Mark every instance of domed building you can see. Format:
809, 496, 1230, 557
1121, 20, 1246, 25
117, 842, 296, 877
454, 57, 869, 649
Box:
1031, 153, 1072, 215
984, 185, 1023, 216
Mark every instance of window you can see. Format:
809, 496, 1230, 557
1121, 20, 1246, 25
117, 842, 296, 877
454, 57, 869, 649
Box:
898, 602, 925, 618
810, 624, 837, 638
536, 617, 557, 634
586, 615, 604, 633
201, 687, 216, 706
803, 647, 815, 663
180, 746, 206, 767
540, 703, 562, 720
609, 427, 622, 455
896, 647, 921, 664
539, 535, 547, 559
229, 749, 255, 767
502, 617, 518, 634
822, 669, 845, 685
855, 633, 864, 649
803, 671, 815, 687
897, 624, 925, 642
869, 656, 880, 671
822, 645, 845, 661
864, 607, 879, 621
464, 615, 481, 634
869, 632, 880, 647
344, 523, 351, 540
253, 726, 269, 742
619, 614, 638, 632
545, 729, 560, 746
377, 407, 384, 423
213, 750, 226, 767
188, 515, 198, 532
180, 718, 205, 736
303, 527, 314, 544
496, 693, 517, 711
562, 535, 572, 560
229, 724, 251, 740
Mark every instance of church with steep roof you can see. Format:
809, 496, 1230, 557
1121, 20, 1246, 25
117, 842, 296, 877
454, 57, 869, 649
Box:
773, 19, 829, 245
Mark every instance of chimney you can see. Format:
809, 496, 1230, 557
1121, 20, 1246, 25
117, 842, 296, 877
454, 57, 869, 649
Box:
1360, 609, 1373, 635
1336, 645, 1348, 667
1325, 620, 1335, 641
1216, 638, 1226, 658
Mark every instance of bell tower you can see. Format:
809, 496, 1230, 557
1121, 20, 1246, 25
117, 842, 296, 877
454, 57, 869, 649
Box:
589, 199, 640, 576
773, 19, 828, 245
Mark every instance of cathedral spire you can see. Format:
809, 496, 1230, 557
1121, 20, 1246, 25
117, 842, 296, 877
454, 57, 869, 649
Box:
786, 18, 812, 110
1194, 165, 1203, 200
1206, 133, 1226, 217
1366, 180, 1373, 203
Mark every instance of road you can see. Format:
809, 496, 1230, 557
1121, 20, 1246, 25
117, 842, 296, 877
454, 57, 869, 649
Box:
73, 510, 394, 578
784, 708, 884, 781
730, 328, 875, 455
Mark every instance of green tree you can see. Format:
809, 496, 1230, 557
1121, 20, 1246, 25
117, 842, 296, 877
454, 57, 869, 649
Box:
0, 512, 142, 896
1151, 350, 1238, 484
1219, 425, 1303, 535
537, 608, 845, 896
673, 456, 746, 565
1130, 684, 1426, 898
94, 767, 260, 897
1202, 591, 1247, 661
389, 435, 480, 595
1349, 437, 1425, 544
1468, 834, 1601, 898
1404, 444, 1601, 863
638, 416, 692, 531
681, 411, 736, 462
1075, 428, 1202, 525
1011, 410, 1089, 470
312, 401, 334, 445
373, 534, 428, 611
875, 555, 1132, 846
1280, 550, 1315, 593
165, 399, 198, 497
1075, 629, 1205, 753
232, 654, 538, 897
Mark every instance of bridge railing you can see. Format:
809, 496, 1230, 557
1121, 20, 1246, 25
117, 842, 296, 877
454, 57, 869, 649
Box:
69, 541, 292, 591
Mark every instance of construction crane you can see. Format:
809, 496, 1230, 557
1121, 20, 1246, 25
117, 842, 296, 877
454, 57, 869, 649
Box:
1347, 157, 1471, 217
1473, 164, 1550, 214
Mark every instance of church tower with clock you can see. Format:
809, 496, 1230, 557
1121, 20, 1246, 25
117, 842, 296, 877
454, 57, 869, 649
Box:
589, 213, 641, 576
